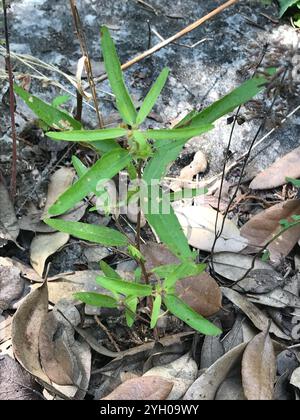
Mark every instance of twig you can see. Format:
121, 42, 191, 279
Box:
151, 27, 211, 49
137, 0, 159, 15
94, 315, 121, 352
94, 0, 239, 84
2, 0, 17, 200
69, 0, 104, 127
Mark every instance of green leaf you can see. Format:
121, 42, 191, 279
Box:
143, 74, 272, 183
74, 292, 118, 308
278, 0, 299, 16
142, 186, 193, 261
125, 296, 138, 327
47, 127, 128, 142
51, 95, 71, 109
48, 149, 131, 216
96, 276, 153, 297
136, 68, 170, 125
72, 156, 88, 178
169, 188, 208, 202
163, 263, 206, 289
146, 125, 213, 141
45, 219, 129, 247
127, 245, 145, 262
163, 295, 222, 336
150, 295, 162, 329
261, 250, 271, 262
132, 130, 152, 159
287, 177, 300, 187
91, 140, 122, 155
100, 261, 121, 279
14, 84, 81, 130
101, 26, 137, 125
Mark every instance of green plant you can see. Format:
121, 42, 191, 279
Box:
15, 27, 273, 336
278, 0, 300, 26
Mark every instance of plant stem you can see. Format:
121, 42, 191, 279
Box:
2, 0, 17, 200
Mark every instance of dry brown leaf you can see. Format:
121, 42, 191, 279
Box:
215, 376, 246, 400
0, 258, 25, 313
221, 287, 291, 341
30, 232, 70, 276
143, 353, 198, 400
242, 331, 276, 400
176, 273, 222, 317
101, 376, 173, 400
175, 206, 248, 253
183, 343, 247, 400
142, 243, 179, 271
240, 199, 300, 261
0, 181, 20, 247
11, 282, 49, 382
250, 146, 300, 190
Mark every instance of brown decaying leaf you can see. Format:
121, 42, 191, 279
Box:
242, 331, 276, 400
0, 181, 20, 247
11, 282, 49, 382
0, 355, 43, 400
30, 232, 70, 276
0, 258, 25, 312
250, 146, 300, 190
240, 199, 300, 261
176, 273, 222, 317
183, 343, 247, 400
101, 376, 173, 400
142, 243, 221, 317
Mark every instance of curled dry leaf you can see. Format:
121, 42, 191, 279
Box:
11, 282, 49, 382
0, 181, 20, 247
183, 343, 247, 400
247, 288, 300, 309
143, 353, 198, 400
101, 376, 173, 400
30, 232, 70, 276
0, 355, 43, 400
175, 206, 248, 253
250, 146, 300, 190
175, 272, 222, 317
240, 199, 300, 261
242, 331, 276, 400
290, 368, 300, 391
221, 287, 291, 341
0, 258, 25, 313
170, 151, 208, 191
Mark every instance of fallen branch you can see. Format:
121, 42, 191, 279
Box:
95, 0, 239, 83
2, 0, 17, 200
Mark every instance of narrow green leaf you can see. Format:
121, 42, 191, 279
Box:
146, 125, 213, 141
90, 139, 122, 154
51, 95, 70, 108
287, 177, 300, 187
45, 219, 129, 247
48, 149, 131, 216
143, 74, 273, 183
14, 84, 81, 130
142, 186, 193, 261
279, 0, 298, 16
125, 296, 138, 327
101, 26, 137, 125
96, 276, 152, 297
163, 295, 222, 336
100, 261, 121, 279
72, 156, 88, 178
132, 130, 152, 158
47, 128, 128, 142
74, 292, 118, 308
136, 68, 170, 125
150, 295, 162, 329
163, 263, 206, 289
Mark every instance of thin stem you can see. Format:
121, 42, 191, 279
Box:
2, 0, 17, 200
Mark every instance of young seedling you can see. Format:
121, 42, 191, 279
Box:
15, 27, 273, 336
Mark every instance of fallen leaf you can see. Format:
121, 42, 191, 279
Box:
291, 368, 300, 391
240, 199, 300, 261
200, 321, 224, 369
175, 273, 222, 317
221, 287, 291, 341
183, 343, 247, 400
0, 355, 43, 400
175, 206, 248, 253
222, 315, 244, 352
0, 181, 20, 247
101, 376, 173, 400
242, 331, 276, 400
30, 232, 70, 276
247, 288, 300, 308
250, 146, 300, 190
0, 316, 12, 345
142, 242, 179, 270
0, 258, 25, 313
215, 376, 246, 400
211, 252, 275, 281
11, 282, 49, 382
143, 353, 198, 400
